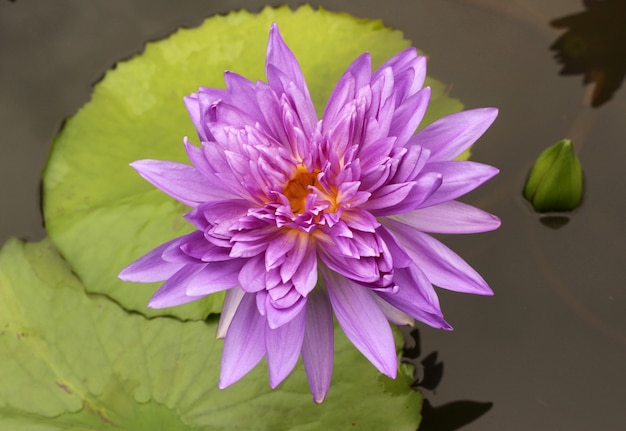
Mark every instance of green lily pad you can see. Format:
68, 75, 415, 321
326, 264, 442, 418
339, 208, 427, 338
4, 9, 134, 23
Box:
42, 5, 463, 319
0, 238, 422, 430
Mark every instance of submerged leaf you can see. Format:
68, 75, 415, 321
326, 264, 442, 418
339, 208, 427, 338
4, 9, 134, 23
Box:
550, 0, 626, 107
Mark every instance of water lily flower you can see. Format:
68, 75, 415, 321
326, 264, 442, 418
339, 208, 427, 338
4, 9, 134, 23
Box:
119, 23, 500, 402
524, 139, 583, 212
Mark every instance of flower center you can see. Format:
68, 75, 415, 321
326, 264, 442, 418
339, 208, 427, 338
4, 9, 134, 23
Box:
283, 165, 320, 214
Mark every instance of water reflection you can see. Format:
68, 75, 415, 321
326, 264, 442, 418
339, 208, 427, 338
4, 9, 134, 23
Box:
539, 215, 570, 229
400, 327, 493, 430
550, 0, 626, 107
419, 399, 494, 431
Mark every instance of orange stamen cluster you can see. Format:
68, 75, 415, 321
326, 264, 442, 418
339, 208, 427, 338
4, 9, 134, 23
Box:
283, 165, 321, 214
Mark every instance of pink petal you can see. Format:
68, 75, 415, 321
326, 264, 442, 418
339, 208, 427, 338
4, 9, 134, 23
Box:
324, 270, 397, 378
265, 293, 307, 329
357, 135, 396, 172
392, 200, 501, 234
211, 99, 258, 130
289, 238, 318, 297
183, 93, 206, 141
185, 259, 244, 296
363, 182, 417, 211
376, 265, 452, 330
223, 71, 264, 122
184, 139, 236, 200
366, 68, 395, 137
275, 231, 315, 290
254, 82, 289, 146
409, 108, 498, 162
384, 219, 494, 295
265, 305, 306, 388
147, 264, 207, 308
238, 255, 267, 293
388, 86, 431, 146
130, 159, 222, 206
419, 161, 499, 207
393, 144, 430, 183
265, 229, 297, 270
219, 293, 266, 388
376, 225, 412, 268
319, 247, 377, 284
266, 67, 317, 135
302, 289, 334, 403
118, 236, 187, 282
266, 23, 311, 103
341, 208, 380, 233
373, 49, 427, 102
200, 200, 250, 237
323, 53, 371, 124
366, 172, 442, 216
179, 235, 232, 262
161, 231, 203, 263
184, 87, 227, 142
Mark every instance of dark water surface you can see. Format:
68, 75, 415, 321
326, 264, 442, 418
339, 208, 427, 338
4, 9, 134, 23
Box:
1, 0, 625, 429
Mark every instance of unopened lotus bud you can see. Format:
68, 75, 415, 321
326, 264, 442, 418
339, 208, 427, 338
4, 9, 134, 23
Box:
524, 139, 583, 212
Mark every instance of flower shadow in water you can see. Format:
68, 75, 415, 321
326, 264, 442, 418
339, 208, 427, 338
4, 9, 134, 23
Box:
550, 0, 626, 107
400, 327, 493, 431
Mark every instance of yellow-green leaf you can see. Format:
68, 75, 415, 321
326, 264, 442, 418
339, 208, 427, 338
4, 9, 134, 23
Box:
0, 238, 422, 430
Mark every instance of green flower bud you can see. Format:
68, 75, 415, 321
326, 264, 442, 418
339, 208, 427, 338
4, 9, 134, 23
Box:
524, 139, 583, 212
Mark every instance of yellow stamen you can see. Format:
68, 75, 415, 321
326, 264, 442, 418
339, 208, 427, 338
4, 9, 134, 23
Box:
283, 165, 320, 214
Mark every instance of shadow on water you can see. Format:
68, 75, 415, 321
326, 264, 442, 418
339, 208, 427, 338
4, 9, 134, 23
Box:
400, 327, 493, 431
550, 0, 626, 107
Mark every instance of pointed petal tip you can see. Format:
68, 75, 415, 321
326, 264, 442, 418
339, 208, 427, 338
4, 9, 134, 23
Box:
492, 214, 502, 229
463, 282, 494, 296
147, 291, 201, 309
477, 107, 499, 128
473, 106, 499, 121
146, 299, 166, 309
118, 266, 154, 283
268, 22, 282, 43
269, 379, 280, 389
313, 392, 328, 403
482, 286, 495, 296
486, 164, 500, 175
384, 365, 398, 380
117, 266, 133, 281
128, 159, 146, 171
432, 318, 453, 330
128, 159, 165, 180
217, 370, 239, 391
217, 379, 230, 390
128, 159, 168, 173
268, 365, 296, 389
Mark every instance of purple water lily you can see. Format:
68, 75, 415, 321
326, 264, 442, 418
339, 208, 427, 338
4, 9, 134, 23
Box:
119, 23, 500, 402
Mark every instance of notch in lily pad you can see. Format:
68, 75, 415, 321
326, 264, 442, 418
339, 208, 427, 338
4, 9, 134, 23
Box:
524, 139, 583, 213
